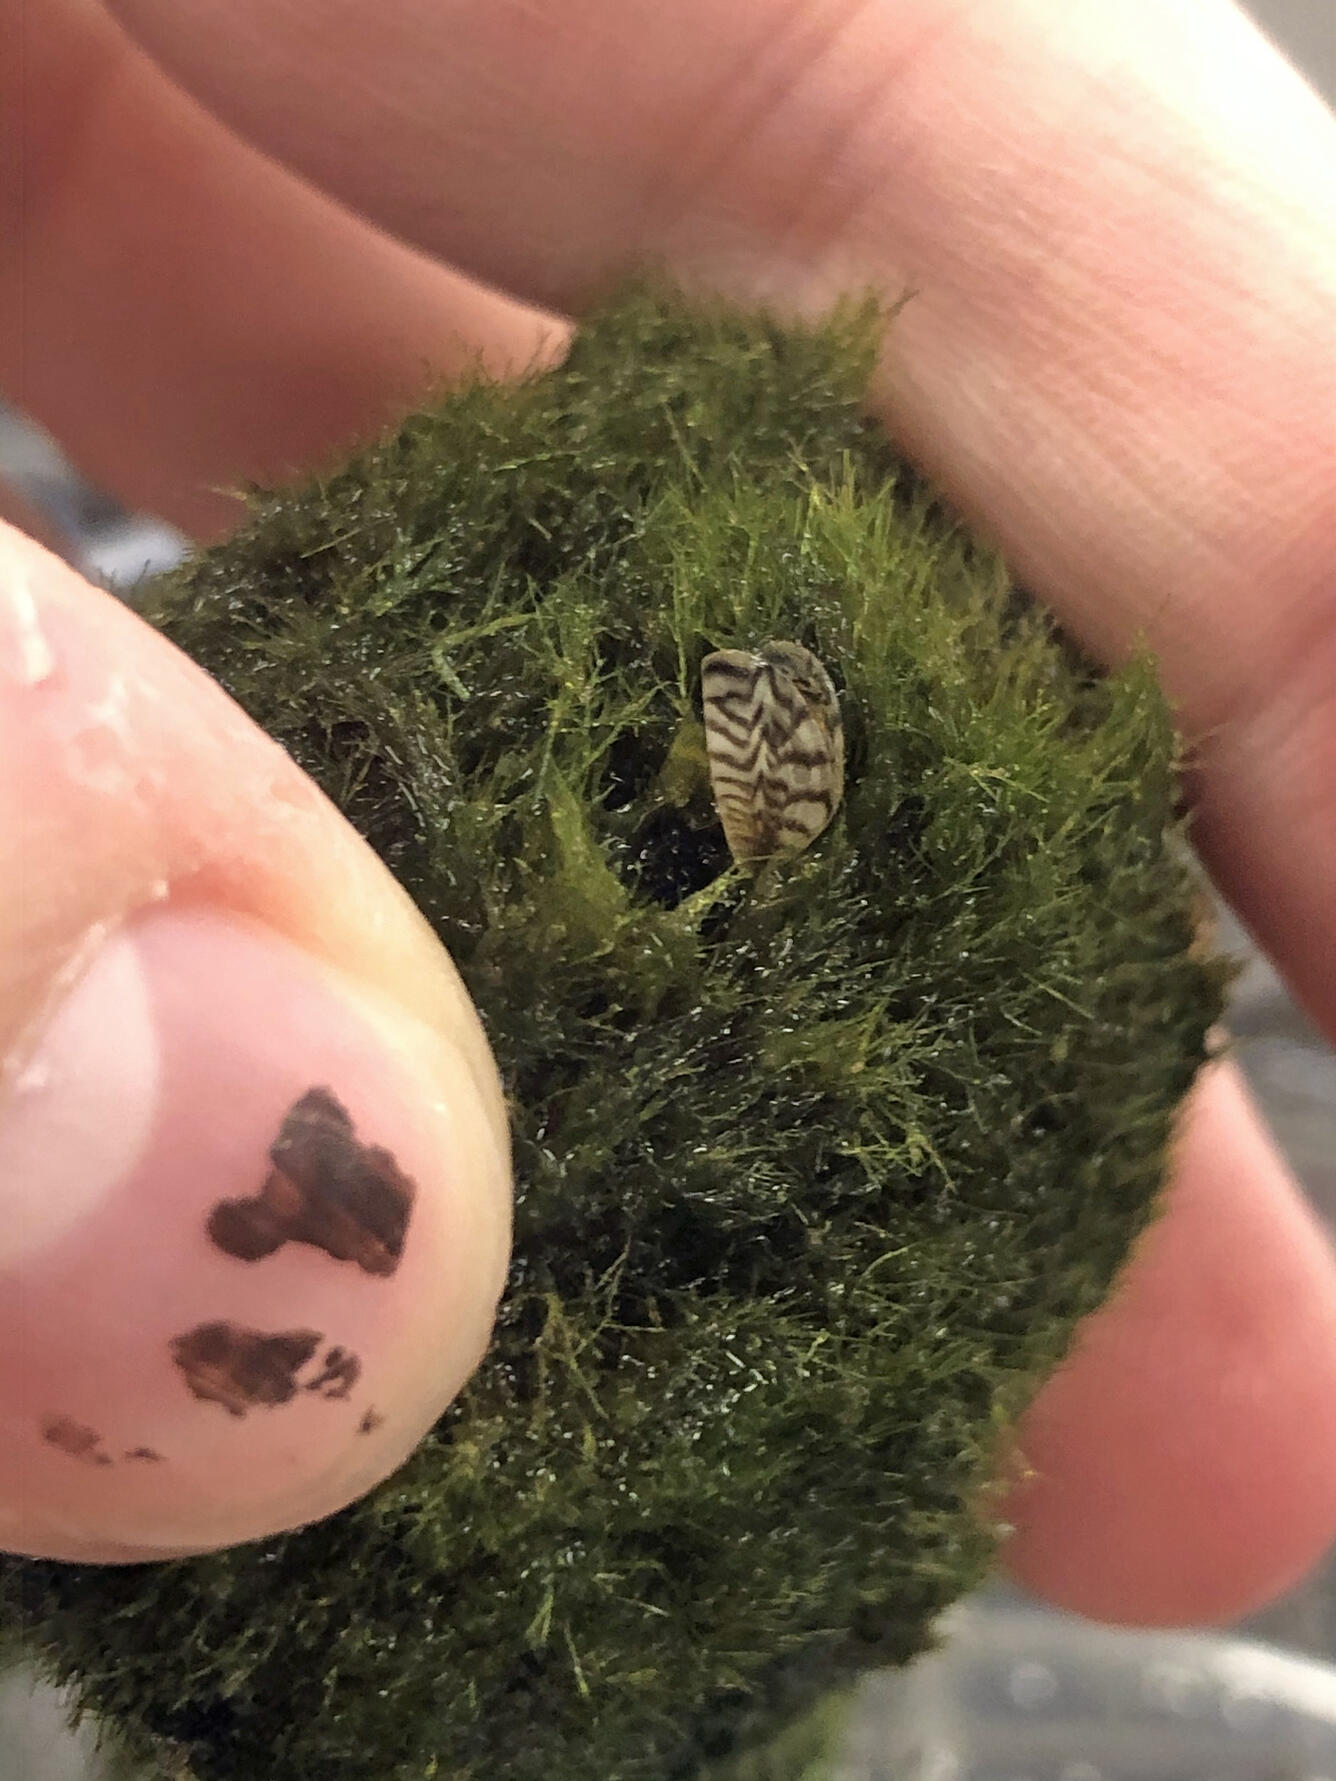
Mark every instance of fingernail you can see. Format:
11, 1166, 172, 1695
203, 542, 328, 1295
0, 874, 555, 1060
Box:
0, 906, 507, 1558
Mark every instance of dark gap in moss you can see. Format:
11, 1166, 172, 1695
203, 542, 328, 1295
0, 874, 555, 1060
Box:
625, 806, 732, 908
601, 728, 660, 813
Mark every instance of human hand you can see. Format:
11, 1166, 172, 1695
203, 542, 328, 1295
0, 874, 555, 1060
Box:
3, 0, 1335, 1623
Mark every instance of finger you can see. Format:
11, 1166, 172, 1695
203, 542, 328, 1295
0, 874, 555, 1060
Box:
99, 0, 1336, 1035
0, 520, 511, 1561
1004, 1063, 1336, 1625
0, 0, 560, 537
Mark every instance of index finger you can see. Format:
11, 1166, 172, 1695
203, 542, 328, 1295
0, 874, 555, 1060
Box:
100, 0, 1336, 1031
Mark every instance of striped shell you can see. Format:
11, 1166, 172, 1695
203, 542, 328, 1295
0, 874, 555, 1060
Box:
700, 640, 844, 864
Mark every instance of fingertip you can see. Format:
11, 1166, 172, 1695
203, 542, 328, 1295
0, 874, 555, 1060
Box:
1003, 1064, 1336, 1625
0, 525, 512, 1560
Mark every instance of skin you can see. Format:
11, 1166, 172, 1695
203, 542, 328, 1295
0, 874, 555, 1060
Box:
0, 0, 1333, 1618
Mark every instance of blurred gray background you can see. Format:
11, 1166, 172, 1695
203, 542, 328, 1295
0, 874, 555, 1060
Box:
1, 1, 1333, 1777
1258, 0, 1336, 93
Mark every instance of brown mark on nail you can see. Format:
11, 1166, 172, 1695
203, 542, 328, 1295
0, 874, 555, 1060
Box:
304, 1344, 361, 1401
358, 1407, 384, 1436
124, 1446, 165, 1463
171, 1321, 322, 1418
42, 1417, 113, 1466
207, 1087, 416, 1277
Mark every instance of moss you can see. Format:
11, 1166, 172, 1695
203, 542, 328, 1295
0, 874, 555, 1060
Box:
2, 287, 1227, 1781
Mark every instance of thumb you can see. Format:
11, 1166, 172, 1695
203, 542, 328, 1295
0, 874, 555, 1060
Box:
0, 522, 511, 1562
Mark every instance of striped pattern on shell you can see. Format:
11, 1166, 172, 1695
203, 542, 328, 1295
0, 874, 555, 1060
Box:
700, 640, 845, 864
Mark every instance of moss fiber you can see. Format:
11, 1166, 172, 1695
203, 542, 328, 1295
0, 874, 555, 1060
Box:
2, 288, 1227, 1780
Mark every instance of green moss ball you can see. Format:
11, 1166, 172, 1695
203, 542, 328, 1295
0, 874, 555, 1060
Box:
3, 289, 1226, 1781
